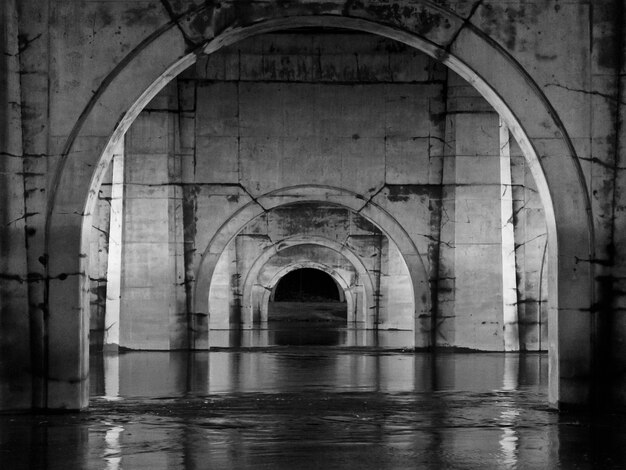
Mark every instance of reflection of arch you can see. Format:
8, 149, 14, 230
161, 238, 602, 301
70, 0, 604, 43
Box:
196, 192, 424, 344
46, 6, 593, 408
237, 237, 380, 329
263, 263, 352, 328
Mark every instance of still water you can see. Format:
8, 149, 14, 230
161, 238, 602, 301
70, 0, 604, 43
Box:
2, 337, 626, 469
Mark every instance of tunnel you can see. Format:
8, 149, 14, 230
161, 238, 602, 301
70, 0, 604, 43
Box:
272, 268, 343, 303
267, 267, 348, 346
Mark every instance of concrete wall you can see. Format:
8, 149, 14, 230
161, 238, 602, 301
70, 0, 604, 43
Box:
2, 0, 624, 409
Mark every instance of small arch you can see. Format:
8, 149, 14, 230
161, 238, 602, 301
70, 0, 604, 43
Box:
236, 236, 381, 329
194, 189, 428, 348
262, 262, 353, 330
273, 268, 342, 302
269, 268, 347, 326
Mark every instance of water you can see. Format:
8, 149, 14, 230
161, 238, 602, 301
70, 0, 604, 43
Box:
2, 344, 626, 469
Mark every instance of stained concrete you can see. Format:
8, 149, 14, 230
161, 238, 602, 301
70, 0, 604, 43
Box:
1, 0, 626, 411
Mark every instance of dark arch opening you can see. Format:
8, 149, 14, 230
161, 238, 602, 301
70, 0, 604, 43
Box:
273, 268, 341, 302
269, 268, 348, 345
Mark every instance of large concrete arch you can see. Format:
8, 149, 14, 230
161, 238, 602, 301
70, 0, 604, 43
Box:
46, 2, 593, 409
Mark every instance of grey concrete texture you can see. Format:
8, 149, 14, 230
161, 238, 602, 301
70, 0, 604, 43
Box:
0, 0, 623, 411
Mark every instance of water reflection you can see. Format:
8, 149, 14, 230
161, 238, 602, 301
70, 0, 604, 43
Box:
3, 348, 626, 469
104, 424, 123, 470
499, 355, 520, 468
90, 348, 547, 398
207, 327, 414, 349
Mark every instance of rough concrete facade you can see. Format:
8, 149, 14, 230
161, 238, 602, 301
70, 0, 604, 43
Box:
1, 0, 625, 411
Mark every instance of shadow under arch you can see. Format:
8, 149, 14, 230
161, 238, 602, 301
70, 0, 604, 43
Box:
44, 5, 593, 409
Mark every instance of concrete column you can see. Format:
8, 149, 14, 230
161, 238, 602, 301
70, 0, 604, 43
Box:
104, 142, 124, 349
510, 137, 548, 351
500, 120, 520, 351
120, 112, 176, 350
168, 113, 188, 349
14, 0, 51, 409
0, 0, 31, 410
89, 163, 112, 349
452, 111, 505, 351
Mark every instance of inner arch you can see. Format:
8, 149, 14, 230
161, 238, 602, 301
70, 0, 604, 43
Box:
273, 268, 342, 303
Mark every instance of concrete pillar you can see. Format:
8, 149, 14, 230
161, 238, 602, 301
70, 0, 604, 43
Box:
118, 85, 191, 350
452, 111, 505, 351
104, 143, 124, 349
510, 137, 548, 351
500, 120, 520, 351
168, 112, 188, 350
88, 162, 112, 349
120, 111, 180, 350
14, 0, 51, 409
0, 0, 31, 410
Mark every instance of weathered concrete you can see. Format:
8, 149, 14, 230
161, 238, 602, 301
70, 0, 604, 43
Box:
104, 147, 125, 349
88, 156, 112, 350
2, 0, 625, 411
0, 0, 31, 410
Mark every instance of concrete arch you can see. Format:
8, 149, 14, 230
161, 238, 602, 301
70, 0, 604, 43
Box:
262, 262, 353, 324
193, 189, 426, 347
263, 262, 353, 322
268, 275, 346, 303
237, 237, 380, 329
268, 267, 348, 306
46, 3, 593, 409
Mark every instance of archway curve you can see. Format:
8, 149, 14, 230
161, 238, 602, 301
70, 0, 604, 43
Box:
45, 5, 593, 409
271, 267, 344, 303
193, 191, 426, 344
262, 262, 354, 330
236, 236, 383, 329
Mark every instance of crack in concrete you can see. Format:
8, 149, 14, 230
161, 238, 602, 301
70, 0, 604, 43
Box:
578, 155, 626, 171
419, 232, 453, 249
544, 82, 626, 106
91, 225, 108, 237
159, 0, 197, 48
6, 212, 39, 226
355, 185, 386, 214
17, 32, 42, 55
445, 0, 484, 52
574, 256, 612, 267
0, 151, 22, 158
238, 183, 268, 212
513, 232, 546, 252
